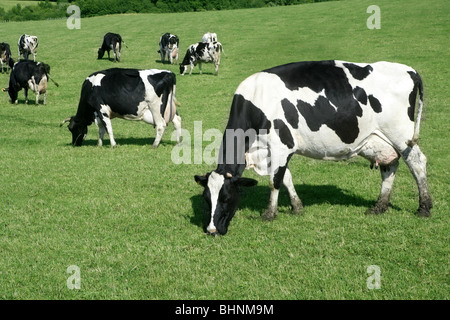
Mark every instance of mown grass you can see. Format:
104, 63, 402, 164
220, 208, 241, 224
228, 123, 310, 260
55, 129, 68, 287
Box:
0, 0, 448, 300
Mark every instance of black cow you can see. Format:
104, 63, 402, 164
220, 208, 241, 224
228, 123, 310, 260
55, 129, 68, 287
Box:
98, 33, 122, 62
4, 60, 50, 104
61, 68, 182, 148
0, 42, 14, 73
159, 33, 179, 65
18, 34, 39, 62
195, 60, 432, 236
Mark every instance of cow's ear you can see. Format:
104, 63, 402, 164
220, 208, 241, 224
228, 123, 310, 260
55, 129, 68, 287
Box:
194, 175, 208, 187
235, 177, 258, 187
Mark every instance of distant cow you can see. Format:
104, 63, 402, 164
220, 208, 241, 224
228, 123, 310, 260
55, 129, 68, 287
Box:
61, 68, 182, 148
4, 60, 50, 104
18, 34, 39, 62
179, 41, 222, 76
202, 32, 217, 43
98, 32, 122, 62
195, 60, 432, 236
0, 42, 14, 73
159, 33, 179, 65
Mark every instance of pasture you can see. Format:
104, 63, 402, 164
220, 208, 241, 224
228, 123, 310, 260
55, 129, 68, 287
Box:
0, 0, 448, 300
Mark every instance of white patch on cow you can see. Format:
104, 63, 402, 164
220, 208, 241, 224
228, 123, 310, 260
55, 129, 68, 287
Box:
206, 172, 224, 233
87, 73, 105, 87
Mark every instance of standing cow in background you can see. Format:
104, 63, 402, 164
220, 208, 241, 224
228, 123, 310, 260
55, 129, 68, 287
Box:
18, 34, 39, 61
61, 68, 182, 148
98, 32, 123, 62
179, 41, 223, 76
195, 60, 432, 236
202, 32, 218, 43
159, 33, 179, 65
0, 42, 14, 73
4, 60, 50, 104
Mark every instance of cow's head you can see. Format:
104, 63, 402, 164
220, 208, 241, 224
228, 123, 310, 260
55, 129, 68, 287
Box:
179, 64, 187, 75
195, 172, 257, 236
97, 48, 105, 59
168, 36, 178, 50
61, 116, 88, 146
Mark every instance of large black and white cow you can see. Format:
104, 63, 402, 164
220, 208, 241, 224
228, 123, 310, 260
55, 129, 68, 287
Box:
18, 34, 39, 62
195, 60, 432, 236
0, 42, 14, 73
98, 32, 123, 62
179, 41, 222, 76
159, 33, 179, 65
4, 60, 50, 104
61, 68, 182, 148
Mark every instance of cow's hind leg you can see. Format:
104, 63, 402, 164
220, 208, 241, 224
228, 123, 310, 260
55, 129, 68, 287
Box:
283, 168, 303, 214
401, 145, 432, 217
366, 160, 399, 215
172, 113, 182, 145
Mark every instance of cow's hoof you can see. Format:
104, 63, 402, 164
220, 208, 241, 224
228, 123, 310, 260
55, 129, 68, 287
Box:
291, 198, 303, 214
416, 206, 431, 218
365, 204, 388, 215
262, 209, 277, 221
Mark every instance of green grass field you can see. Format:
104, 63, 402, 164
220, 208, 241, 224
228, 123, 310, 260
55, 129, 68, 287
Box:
0, 0, 448, 300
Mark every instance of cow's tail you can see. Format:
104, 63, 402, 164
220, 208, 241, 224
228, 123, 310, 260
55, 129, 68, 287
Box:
408, 71, 424, 147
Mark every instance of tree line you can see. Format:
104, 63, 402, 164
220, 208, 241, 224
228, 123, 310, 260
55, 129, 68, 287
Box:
0, 0, 331, 22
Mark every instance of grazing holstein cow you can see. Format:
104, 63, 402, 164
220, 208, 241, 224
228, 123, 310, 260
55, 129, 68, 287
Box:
179, 41, 222, 76
18, 34, 39, 62
98, 32, 122, 62
4, 60, 50, 104
60, 68, 182, 148
0, 42, 14, 73
195, 60, 432, 236
202, 32, 218, 43
159, 33, 179, 65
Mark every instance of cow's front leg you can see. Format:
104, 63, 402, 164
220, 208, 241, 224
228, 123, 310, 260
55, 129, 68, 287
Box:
99, 116, 117, 147
366, 160, 399, 215
24, 87, 29, 104
262, 166, 288, 220
35, 91, 40, 105
95, 116, 106, 146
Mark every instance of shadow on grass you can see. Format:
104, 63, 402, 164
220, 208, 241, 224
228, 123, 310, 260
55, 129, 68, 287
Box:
190, 183, 383, 229
64, 137, 177, 147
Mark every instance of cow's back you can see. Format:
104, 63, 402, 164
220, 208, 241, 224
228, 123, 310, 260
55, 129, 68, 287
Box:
232, 60, 419, 160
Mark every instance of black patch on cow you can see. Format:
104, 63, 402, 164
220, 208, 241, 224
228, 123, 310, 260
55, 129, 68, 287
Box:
343, 63, 373, 80
281, 99, 299, 129
217, 94, 272, 176
407, 70, 423, 122
147, 71, 175, 97
147, 71, 176, 117
368, 95, 382, 113
264, 61, 363, 144
353, 86, 367, 105
274, 119, 295, 149
89, 68, 144, 117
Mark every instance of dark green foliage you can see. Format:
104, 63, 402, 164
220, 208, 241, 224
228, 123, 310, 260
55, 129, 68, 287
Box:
0, 0, 332, 21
